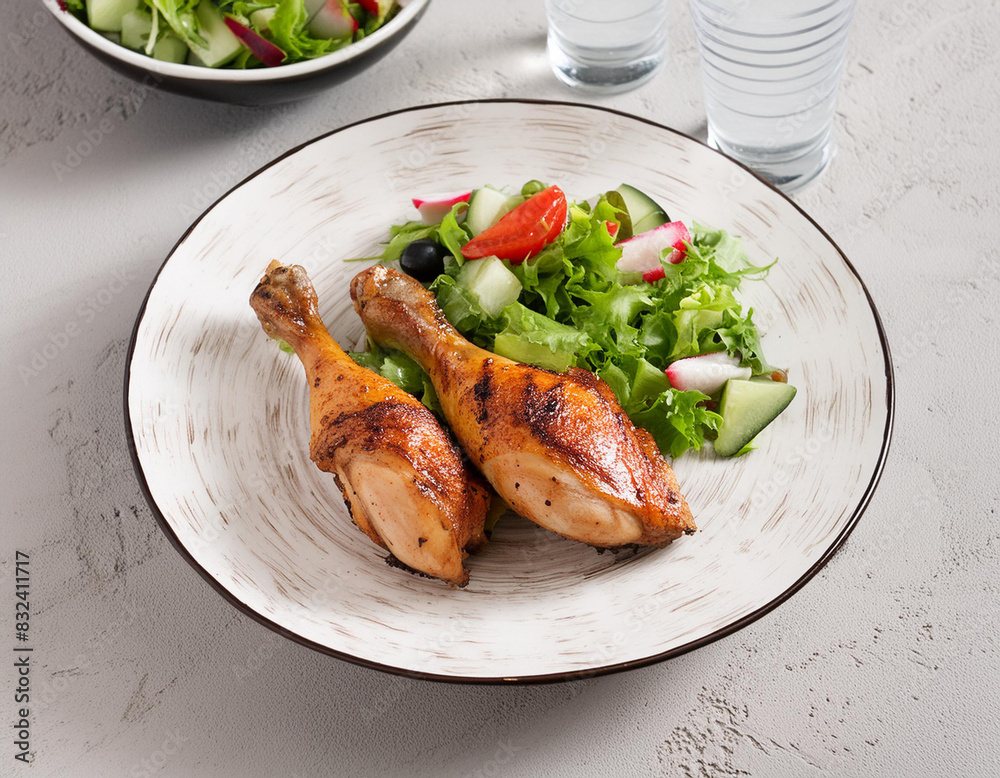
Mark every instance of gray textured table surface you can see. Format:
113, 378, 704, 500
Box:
3, 1, 999, 775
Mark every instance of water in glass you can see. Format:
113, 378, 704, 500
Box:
546, 0, 670, 92
690, 0, 856, 191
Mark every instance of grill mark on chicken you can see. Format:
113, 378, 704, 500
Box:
315, 400, 461, 504
518, 372, 647, 504
472, 365, 493, 423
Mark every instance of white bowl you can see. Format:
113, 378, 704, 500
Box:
43, 0, 432, 104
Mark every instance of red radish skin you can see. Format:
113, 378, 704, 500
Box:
616, 221, 692, 277
412, 191, 472, 224
666, 352, 752, 396
307, 1, 358, 38
642, 266, 665, 283
359, 0, 393, 19
223, 18, 286, 66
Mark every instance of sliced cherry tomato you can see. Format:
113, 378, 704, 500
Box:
606, 221, 619, 240
461, 185, 567, 264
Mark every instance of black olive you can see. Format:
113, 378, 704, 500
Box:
400, 239, 447, 282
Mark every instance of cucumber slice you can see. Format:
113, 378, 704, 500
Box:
152, 33, 188, 63
466, 187, 521, 236
456, 255, 522, 317
630, 358, 670, 406
188, 0, 243, 68
87, 0, 139, 32
617, 184, 671, 236
493, 333, 575, 373
120, 9, 152, 50
249, 7, 277, 34
714, 378, 797, 457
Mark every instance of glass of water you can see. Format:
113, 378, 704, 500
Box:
546, 0, 670, 93
689, 0, 856, 192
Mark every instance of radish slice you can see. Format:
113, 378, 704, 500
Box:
642, 265, 665, 283
616, 221, 691, 277
223, 17, 286, 66
307, 1, 358, 38
359, 0, 393, 20
412, 190, 472, 223
666, 352, 752, 396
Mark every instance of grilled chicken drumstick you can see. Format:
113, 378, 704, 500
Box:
250, 261, 490, 586
350, 265, 696, 548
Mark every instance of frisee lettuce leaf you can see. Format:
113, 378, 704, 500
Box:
362, 201, 471, 265
148, 0, 206, 49
437, 202, 471, 264
492, 302, 592, 373
630, 389, 721, 459
267, 0, 352, 61
348, 341, 441, 413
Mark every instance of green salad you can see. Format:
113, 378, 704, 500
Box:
351, 181, 797, 459
59, 0, 400, 68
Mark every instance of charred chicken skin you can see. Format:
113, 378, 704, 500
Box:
250, 261, 490, 586
350, 265, 696, 548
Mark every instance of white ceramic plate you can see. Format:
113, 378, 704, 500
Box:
126, 100, 893, 683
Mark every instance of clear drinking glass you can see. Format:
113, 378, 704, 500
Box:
546, 0, 670, 93
689, 0, 856, 191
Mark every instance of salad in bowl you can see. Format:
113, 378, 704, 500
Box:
58, 0, 408, 68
